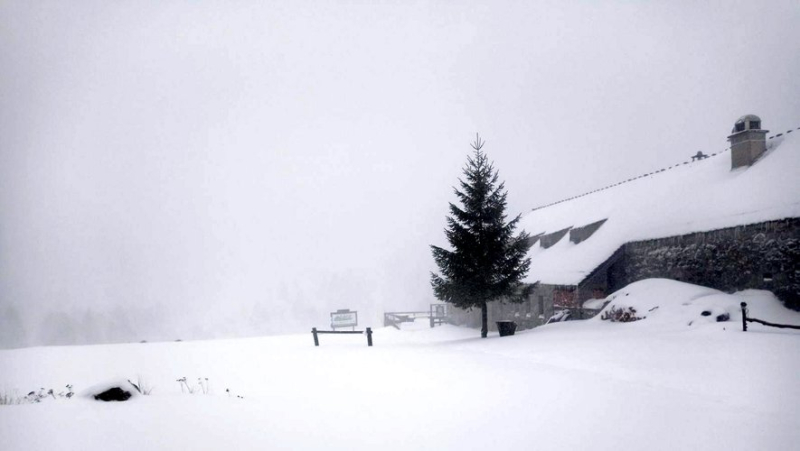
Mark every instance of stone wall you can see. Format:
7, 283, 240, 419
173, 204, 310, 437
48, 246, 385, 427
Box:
618, 218, 800, 309
577, 247, 624, 302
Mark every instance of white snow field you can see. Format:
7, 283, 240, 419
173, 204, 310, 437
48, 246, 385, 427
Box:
2, 280, 799, 451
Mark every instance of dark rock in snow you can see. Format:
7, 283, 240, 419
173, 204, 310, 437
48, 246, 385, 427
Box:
94, 387, 132, 402
716, 313, 730, 322
701, 311, 712, 316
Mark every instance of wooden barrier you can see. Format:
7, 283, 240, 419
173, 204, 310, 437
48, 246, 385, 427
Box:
312, 327, 373, 346
740, 302, 800, 332
384, 305, 449, 329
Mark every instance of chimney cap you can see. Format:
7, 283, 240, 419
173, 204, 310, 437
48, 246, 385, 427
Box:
731, 114, 762, 133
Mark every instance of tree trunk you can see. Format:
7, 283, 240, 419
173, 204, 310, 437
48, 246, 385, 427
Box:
481, 301, 488, 338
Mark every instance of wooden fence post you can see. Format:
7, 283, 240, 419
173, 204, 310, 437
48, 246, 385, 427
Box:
312, 327, 319, 346
366, 327, 373, 347
740, 302, 747, 332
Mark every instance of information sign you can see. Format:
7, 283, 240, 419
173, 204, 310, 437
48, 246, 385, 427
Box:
330, 309, 358, 329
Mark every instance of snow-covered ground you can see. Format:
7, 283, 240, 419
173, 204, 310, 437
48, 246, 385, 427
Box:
2, 280, 799, 451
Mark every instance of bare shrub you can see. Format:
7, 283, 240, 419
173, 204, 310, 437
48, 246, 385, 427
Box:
176, 377, 209, 394
1, 385, 74, 405
600, 305, 643, 322
128, 377, 154, 395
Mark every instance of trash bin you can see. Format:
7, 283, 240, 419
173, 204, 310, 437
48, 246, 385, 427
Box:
496, 321, 517, 337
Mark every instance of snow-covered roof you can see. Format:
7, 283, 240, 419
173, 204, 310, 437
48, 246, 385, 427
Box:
520, 126, 800, 286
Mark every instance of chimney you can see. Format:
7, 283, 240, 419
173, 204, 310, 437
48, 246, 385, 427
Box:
728, 114, 768, 169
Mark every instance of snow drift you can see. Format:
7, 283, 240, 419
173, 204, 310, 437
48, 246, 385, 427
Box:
595, 278, 800, 329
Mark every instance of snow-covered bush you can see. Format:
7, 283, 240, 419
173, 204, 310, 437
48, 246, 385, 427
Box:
600, 305, 643, 322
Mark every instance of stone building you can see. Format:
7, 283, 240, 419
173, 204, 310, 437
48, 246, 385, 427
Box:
450, 115, 800, 330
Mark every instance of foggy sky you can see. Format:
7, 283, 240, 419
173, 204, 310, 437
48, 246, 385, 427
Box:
2, 0, 799, 347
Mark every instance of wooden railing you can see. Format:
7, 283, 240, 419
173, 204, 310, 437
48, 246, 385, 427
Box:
740, 302, 800, 332
311, 327, 373, 346
384, 310, 448, 329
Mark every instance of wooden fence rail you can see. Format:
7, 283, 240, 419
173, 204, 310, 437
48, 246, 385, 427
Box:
740, 302, 800, 332
312, 327, 373, 346
384, 310, 447, 329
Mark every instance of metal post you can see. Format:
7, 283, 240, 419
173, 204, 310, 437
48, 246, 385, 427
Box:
312, 327, 319, 346
366, 327, 373, 347
740, 302, 748, 332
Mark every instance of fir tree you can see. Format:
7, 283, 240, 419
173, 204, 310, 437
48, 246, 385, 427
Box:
431, 134, 533, 338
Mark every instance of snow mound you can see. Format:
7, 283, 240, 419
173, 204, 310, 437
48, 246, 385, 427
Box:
595, 278, 800, 329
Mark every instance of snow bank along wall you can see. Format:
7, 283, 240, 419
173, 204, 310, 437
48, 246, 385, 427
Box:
448, 217, 800, 331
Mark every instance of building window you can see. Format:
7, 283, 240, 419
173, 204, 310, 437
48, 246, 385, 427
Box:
735, 122, 745, 132
553, 289, 576, 308
538, 295, 544, 314
750, 120, 760, 130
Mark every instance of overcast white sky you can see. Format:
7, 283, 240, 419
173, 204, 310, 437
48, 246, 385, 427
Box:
1, 0, 799, 347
